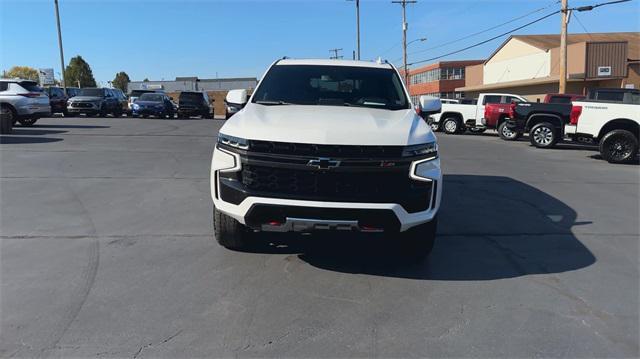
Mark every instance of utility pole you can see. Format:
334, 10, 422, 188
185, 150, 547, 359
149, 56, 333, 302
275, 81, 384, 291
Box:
329, 48, 344, 59
392, 0, 417, 85
347, 0, 361, 59
559, 0, 568, 94
355, 0, 360, 60
54, 0, 67, 95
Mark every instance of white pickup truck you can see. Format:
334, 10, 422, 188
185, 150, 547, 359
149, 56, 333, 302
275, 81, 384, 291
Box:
429, 93, 526, 134
566, 90, 639, 163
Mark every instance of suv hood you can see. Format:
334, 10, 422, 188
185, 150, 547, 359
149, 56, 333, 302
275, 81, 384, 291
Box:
71, 96, 102, 102
220, 104, 434, 146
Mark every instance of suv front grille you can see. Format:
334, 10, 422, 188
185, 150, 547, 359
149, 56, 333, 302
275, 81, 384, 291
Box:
232, 164, 432, 213
72, 102, 94, 108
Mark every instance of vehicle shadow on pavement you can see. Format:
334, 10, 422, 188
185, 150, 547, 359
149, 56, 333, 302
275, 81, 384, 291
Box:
0, 136, 64, 144
7, 129, 68, 136
33, 124, 110, 129
294, 174, 596, 280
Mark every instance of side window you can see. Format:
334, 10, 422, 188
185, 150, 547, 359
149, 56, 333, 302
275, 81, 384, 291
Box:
0, 82, 8, 91
482, 95, 502, 104
505, 96, 522, 103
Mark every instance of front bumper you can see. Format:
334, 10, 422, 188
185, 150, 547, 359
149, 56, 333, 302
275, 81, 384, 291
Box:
132, 108, 164, 116
210, 146, 442, 232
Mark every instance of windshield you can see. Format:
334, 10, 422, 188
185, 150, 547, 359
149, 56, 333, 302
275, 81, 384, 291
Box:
251, 65, 409, 110
139, 93, 164, 102
78, 88, 104, 97
130, 90, 153, 97
179, 92, 203, 103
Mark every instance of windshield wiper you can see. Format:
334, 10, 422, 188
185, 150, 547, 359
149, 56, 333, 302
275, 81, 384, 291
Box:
254, 100, 293, 106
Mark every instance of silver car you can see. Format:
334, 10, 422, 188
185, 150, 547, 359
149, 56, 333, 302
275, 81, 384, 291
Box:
0, 79, 51, 133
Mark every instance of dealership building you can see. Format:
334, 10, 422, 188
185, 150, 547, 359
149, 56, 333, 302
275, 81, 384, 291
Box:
405, 60, 484, 103
457, 32, 639, 101
127, 76, 258, 93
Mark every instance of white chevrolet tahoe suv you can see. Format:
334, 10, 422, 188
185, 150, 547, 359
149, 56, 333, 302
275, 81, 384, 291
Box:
211, 59, 443, 256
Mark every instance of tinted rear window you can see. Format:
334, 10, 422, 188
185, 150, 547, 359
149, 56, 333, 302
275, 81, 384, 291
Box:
482, 95, 502, 104
594, 91, 624, 102
19, 81, 43, 92
179, 92, 203, 102
548, 96, 572, 104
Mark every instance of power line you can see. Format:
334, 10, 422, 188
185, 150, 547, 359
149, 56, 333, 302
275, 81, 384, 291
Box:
406, 0, 560, 59
408, 10, 560, 66
572, 12, 594, 40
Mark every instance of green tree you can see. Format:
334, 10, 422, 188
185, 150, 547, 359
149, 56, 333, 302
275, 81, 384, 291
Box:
112, 71, 130, 92
143, 78, 149, 82
65, 56, 97, 88
3, 66, 39, 81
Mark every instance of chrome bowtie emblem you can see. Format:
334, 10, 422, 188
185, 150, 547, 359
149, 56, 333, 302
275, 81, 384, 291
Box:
307, 157, 341, 170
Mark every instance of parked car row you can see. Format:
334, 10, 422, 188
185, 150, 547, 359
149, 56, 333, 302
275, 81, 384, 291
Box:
429, 88, 639, 164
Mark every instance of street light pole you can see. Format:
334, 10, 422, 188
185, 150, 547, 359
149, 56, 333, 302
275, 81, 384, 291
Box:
559, 0, 568, 94
54, 0, 67, 95
392, 0, 417, 85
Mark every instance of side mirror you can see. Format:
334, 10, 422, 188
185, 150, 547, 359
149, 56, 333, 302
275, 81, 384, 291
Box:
226, 89, 248, 106
419, 95, 442, 116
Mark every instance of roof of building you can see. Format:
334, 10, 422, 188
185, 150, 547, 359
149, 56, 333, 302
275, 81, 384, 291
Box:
175, 77, 198, 82
456, 74, 605, 92
277, 59, 394, 69
487, 32, 640, 63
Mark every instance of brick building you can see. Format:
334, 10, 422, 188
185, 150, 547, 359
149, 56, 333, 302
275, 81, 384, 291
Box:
404, 60, 484, 103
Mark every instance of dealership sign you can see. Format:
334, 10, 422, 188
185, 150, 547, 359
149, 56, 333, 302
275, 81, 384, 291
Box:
597, 66, 612, 77
38, 68, 55, 85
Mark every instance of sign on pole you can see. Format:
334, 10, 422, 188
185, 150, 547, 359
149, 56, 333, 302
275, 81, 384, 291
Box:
38, 68, 55, 85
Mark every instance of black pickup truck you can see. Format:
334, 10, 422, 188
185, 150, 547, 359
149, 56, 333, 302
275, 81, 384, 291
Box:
505, 88, 638, 148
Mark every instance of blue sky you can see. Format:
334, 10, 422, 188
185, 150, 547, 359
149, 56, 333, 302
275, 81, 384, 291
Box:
1, 0, 639, 85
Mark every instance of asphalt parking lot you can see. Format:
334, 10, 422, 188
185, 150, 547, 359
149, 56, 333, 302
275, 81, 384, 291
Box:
1, 116, 638, 358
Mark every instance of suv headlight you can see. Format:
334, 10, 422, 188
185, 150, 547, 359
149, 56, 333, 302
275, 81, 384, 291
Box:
218, 133, 249, 150
402, 142, 438, 159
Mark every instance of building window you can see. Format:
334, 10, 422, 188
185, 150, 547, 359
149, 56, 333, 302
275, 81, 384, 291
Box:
410, 67, 467, 84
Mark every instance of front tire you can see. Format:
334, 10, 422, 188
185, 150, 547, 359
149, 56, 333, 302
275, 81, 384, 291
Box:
398, 216, 438, 260
529, 122, 559, 148
498, 121, 521, 141
442, 117, 460, 134
213, 208, 250, 250
599, 129, 638, 164
17, 117, 38, 126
